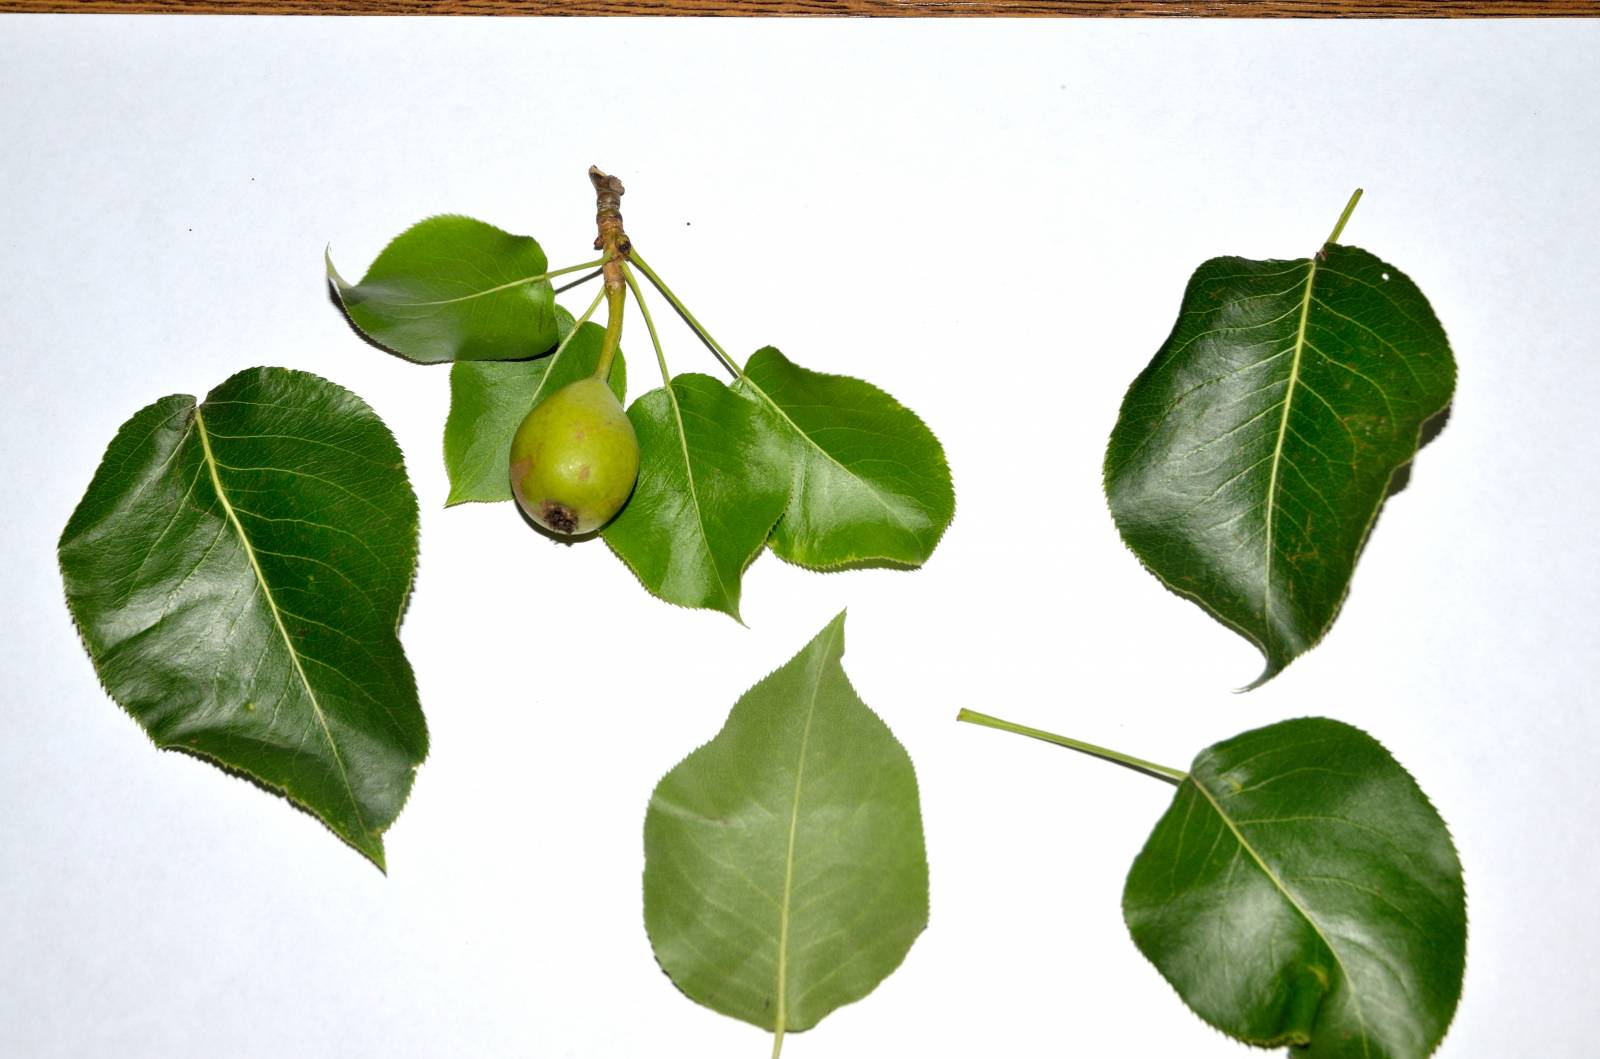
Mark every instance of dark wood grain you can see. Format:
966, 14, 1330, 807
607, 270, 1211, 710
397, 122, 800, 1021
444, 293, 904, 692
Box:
1, 0, 1593, 14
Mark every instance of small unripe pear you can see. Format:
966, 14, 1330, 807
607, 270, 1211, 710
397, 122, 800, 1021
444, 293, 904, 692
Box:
510, 377, 639, 535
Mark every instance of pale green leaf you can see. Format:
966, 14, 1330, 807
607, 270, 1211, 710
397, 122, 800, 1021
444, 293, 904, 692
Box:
644, 613, 928, 1044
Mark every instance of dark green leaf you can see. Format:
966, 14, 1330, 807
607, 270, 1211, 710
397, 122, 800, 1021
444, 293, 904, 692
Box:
644, 613, 928, 1046
1105, 244, 1455, 686
1125, 717, 1465, 1058
328, 214, 559, 363
602, 373, 789, 619
444, 309, 626, 506
737, 347, 953, 570
58, 368, 426, 869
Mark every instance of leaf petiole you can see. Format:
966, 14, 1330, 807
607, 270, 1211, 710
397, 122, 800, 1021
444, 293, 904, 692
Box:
561, 285, 608, 356
1324, 188, 1363, 247
527, 285, 607, 389
628, 250, 744, 381
546, 257, 609, 282
621, 262, 672, 389
553, 268, 604, 296
956, 709, 1187, 785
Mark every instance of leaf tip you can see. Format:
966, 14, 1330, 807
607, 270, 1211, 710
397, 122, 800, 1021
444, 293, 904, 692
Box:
324, 244, 348, 288
1237, 651, 1288, 693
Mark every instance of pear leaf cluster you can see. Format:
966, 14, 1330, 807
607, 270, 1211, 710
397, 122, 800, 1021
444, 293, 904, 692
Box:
329, 213, 954, 619
53, 181, 1472, 1059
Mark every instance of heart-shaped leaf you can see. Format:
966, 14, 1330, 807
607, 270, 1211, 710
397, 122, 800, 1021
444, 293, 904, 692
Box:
602, 373, 789, 619
644, 612, 928, 1051
444, 309, 627, 506
1105, 230, 1455, 687
1126, 717, 1465, 1058
738, 346, 954, 570
328, 214, 561, 363
59, 367, 426, 869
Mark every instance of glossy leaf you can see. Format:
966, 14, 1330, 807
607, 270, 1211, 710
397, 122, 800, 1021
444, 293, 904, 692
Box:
327, 214, 560, 363
58, 368, 426, 869
738, 346, 954, 570
643, 613, 928, 1045
1105, 243, 1455, 686
1125, 717, 1465, 1058
444, 309, 627, 505
602, 373, 789, 619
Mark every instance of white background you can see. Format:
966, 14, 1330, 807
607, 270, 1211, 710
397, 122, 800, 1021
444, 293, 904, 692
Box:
2, 14, 1597, 1058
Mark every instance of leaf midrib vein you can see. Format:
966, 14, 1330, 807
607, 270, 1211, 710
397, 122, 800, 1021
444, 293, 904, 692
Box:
773, 623, 837, 1042
193, 406, 370, 841
664, 382, 734, 610
1261, 260, 1317, 655
1189, 774, 1371, 1057
370, 270, 548, 308
742, 378, 919, 536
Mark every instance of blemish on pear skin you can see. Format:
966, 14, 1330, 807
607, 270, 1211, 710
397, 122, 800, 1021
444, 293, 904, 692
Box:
508, 377, 639, 535
540, 501, 578, 535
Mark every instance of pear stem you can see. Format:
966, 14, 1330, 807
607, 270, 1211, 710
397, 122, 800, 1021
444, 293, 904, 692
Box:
595, 284, 624, 381
590, 166, 630, 382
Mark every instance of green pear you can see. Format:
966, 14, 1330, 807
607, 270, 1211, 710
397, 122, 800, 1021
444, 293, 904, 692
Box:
510, 377, 639, 535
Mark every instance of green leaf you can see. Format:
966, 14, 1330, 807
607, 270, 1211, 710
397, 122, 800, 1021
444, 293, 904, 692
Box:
737, 346, 954, 570
1125, 717, 1465, 1058
1104, 241, 1455, 687
444, 309, 627, 506
959, 709, 1466, 1059
644, 613, 928, 1048
602, 373, 789, 619
58, 368, 426, 870
328, 214, 560, 364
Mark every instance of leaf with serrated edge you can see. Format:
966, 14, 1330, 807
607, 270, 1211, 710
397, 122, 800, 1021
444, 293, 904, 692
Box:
328, 214, 559, 364
737, 347, 954, 570
1105, 243, 1455, 687
602, 373, 788, 619
644, 612, 928, 1045
444, 307, 626, 505
1125, 717, 1465, 1058
58, 368, 426, 869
